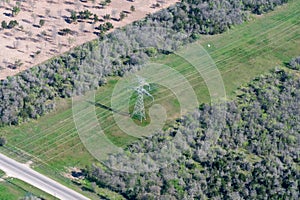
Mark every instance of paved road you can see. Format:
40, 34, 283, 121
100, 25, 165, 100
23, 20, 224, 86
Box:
0, 153, 90, 200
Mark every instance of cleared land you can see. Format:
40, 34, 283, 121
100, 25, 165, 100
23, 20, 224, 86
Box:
0, 0, 178, 80
0, 0, 299, 196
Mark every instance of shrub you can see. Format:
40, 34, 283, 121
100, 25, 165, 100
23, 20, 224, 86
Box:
12, 6, 20, 17
8, 20, 18, 29
70, 10, 77, 23
39, 19, 45, 27
130, 5, 135, 12
0, 137, 6, 146
1, 20, 7, 29
119, 11, 126, 21
288, 56, 300, 70
59, 28, 72, 36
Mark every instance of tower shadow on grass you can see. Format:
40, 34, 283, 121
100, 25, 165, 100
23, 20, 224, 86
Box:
86, 100, 129, 117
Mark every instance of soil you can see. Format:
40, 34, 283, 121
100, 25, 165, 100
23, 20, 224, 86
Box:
0, 0, 178, 80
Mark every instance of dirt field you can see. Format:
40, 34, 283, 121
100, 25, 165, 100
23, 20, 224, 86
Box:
0, 0, 178, 80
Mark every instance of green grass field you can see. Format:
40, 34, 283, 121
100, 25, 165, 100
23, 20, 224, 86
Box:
0, 177, 58, 200
0, 181, 26, 200
0, 0, 299, 196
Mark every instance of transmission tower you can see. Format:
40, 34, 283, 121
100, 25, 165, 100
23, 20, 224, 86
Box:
131, 76, 153, 122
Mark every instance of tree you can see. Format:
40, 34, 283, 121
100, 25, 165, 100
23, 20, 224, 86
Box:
83, 10, 93, 19
0, 137, 6, 146
105, 22, 113, 30
130, 5, 135, 12
39, 19, 45, 27
103, 14, 111, 21
12, 6, 20, 17
59, 28, 72, 36
1, 20, 7, 29
70, 10, 77, 23
119, 11, 126, 21
8, 20, 18, 29
93, 14, 99, 24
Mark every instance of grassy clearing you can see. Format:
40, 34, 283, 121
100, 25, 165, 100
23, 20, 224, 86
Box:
199, 1, 300, 97
0, 0, 299, 196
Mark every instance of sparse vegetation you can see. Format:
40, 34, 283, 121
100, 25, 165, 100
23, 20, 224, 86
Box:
130, 5, 135, 12
1, 0, 179, 81
1, 20, 18, 29
70, 10, 77, 23
59, 28, 72, 36
7, 20, 18, 29
93, 14, 99, 24
119, 11, 126, 21
1, 20, 7, 29
12, 6, 20, 17
97, 22, 114, 32
13, 59, 23, 68
79, 10, 93, 20
103, 14, 111, 21
39, 19, 45, 27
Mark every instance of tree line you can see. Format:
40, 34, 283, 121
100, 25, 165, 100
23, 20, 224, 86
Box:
0, 0, 289, 126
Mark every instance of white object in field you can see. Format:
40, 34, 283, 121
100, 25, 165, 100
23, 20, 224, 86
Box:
208, 44, 211, 48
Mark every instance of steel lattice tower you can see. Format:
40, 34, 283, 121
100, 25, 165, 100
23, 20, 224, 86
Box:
131, 76, 153, 121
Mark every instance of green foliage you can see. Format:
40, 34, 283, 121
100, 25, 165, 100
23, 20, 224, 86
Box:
12, 6, 20, 17
146, 0, 288, 35
103, 14, 110, 21
70, 10, 77, 23
39, 19, 45, 27
79, 10, 93, 20
145, 47, 158, 57
0, 0, 293, 128
59, 28, 72, 36
93, 14, 99, 23
130, 5, 135, 12
0, 3, 298, 198
1, 20, 7, 29
119, 11, 126, 21
7, 20, 18, 29
97, 22, 113, 32
88, 69, 300, 199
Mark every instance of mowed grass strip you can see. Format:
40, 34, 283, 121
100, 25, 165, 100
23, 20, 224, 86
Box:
0, 0, 299, 176
0, 177, 58, 200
